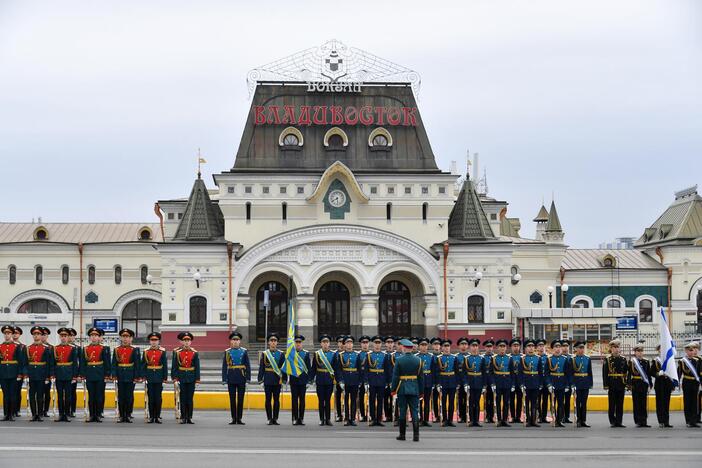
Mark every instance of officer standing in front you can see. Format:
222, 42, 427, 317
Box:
142, 332, 168, 423
650, 344, 675, 428
309, 334, 338, 426
112, 328, 141, 423
603, 338, 628, 428
222, 331, 251, 425
257, 333, 286, 425
288, 334, 311, 426
390, 338, 423, 442
171, 332, 200, 424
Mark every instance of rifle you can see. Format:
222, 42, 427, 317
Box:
144, 380, 150, 422
51, 380, 57, 421
174, 381, 181, 421
114, 380, 120, 422
81, 380, 89, 422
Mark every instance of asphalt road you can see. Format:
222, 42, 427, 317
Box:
0, 411, 699, 468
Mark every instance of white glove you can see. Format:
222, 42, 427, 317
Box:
340, 382, 345, 390
435, 384, 442, 392
657, 370, 664, 377
510, 386, 515, 392
565, 386, 570, 393
521, 385, 526, 392
221, 381, 226, 386
491, 385, 496, 392
464, 385, 469, 393
548, 385, 553, 393
365, 384, 369, 392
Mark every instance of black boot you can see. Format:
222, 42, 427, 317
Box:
412, 421, 419, 442
396, 420, 406, 441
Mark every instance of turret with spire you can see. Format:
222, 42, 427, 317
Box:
533, 203, 549, 241
542, 200, 564, 244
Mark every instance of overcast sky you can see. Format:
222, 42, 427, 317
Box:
0, 0, 700, 247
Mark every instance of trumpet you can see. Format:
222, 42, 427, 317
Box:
174, 381, 181, 421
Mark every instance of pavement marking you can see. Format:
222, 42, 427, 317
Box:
0, 447, 700, 456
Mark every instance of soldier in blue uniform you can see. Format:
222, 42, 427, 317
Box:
40, 327, 53, 417
112, 328, 141, 423
309, 334, 338, 426
455, 336, 469, 423
67, 328, 79, 418
437, 339, 459, 426
1, 325, 24, 421
364, 335, 390, 426
650, 344, 675, 428
519, 339, 543, 427
430, 337, 442, 423
257, 333, 286, 425
11, 326, 26, 418
333, 335, 346, 422
509, 338, 524, 423
463, 338, 487, 427
544, 340, 571, 427
339, 336, 362, 426
390, 339, 423, 441
482, 339, 495, 423
415, 337, 437, 426
357, 335, 370, 422
569, 340, 593, 427
79, 327, 111, 422
536, 339, 550, 423
383, 336, 396, 422
488, 339, 514, 427
221, 331, 251, 425
53, 327, 79, 422
288, 334, 311, 426
142, 332, 168, 424
26, 326, 54, 422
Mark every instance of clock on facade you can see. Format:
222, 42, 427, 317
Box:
328, 189, 346, 208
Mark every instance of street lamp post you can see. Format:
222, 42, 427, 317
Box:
561, 284, 569, 308
547, 286, 554, 309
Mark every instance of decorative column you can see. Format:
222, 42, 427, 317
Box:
235, 295, 250, 342
360, 294, 379, 337
296, 294, 315, 340
423, 294, 439, 337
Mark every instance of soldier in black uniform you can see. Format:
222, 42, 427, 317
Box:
678, 341, 701, 428
650, 344, 675, 428
455, 337, 469, 423
628, 344, 652, 427
602, 339, 628, 427
430, 337, 442, 423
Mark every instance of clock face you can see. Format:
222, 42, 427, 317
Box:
328, 189, 346, 208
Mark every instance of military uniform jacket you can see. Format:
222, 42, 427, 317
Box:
53, 343, 79, 381
338, 351, 362, 386
26, 343, 53, 381
488, 354, 515, 389
416, 352, 438, 388
391, 352, 423, 396
363, 351, 390, 387
257, 349, 286, 385
112, 345, 141, 382
544, 354, 571, 389
437, 353, 460, 388
462, 354, 487, 389
142, 347, 168, 383
80, 344, 111, 381
222, 347, 251, 385
287, 349, 311, 386
677, 356, 701, 385
569, 355, 593, 389
602, 355, 628, 391
627, 357, 652, 391
649, 357, 674, 392
171, 347, 200, 383
0, 341, 25, 379
309, 349, 339, 386
519, 354, 543, 389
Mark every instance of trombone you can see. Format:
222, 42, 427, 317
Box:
174, 381, 181, 421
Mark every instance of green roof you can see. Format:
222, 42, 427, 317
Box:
546, 200, 562, 233
173, 177, 225, 241
635, 186, 702, 247
448, 176, 495, 241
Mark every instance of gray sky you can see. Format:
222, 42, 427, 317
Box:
1, 0, 700, 247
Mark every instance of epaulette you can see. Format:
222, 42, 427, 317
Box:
159, 346, 166, 351
190, 347, 198, 352
241, 347, 247, 351
225, 347, 231, 352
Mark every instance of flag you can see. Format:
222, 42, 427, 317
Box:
198, 157, 207, 164
282, 285, 307, 377
658, 307, 679, 386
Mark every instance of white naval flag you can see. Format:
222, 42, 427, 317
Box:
658, 307, 679, 387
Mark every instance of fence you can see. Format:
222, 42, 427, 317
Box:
615, 331, 701, 358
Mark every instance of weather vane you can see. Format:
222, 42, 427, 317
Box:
197, 148, 207, 179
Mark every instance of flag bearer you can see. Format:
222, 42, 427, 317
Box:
649, 344, 674, 428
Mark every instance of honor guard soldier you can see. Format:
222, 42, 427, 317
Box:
383, 336, 397, 423
391, 339, 423, 442
488, 339, 514, 427
67, 328, 79, 417
334, 335, 346, 422
309, 334, 338, 426
544, 340, 570, 427
430, 337, 442, 423
364, 335, 390, 426
463, 338, 487, 427
482, 339, 495, 423
1, 325, 24, 421
288, 335, 311, 426
678, 341, 701, 427
357, 335, 370, 422
437, 339, 460, 426
11, 326, 26, 418
258, 333, 286, 425
79, 327, 111, 422
509, 338, 524, 423
416, 338, 438, 426
40, 327, 53, 417
172, 332, 200, 424
112, 328, 140, 423
603, 339, 628, 427
628, 344, 652, 427
519, 339, 543, 427
455, 337, 469, 423
222, 331, 251, 425
569, 340, 592, 427
650, 344, 675, 428
26, 326, 54, 421
536, 339, 550, 423
560, 339, 573, 422
339, 336, 362, 426
142, 332, 168, 423
53, 328, 79, 422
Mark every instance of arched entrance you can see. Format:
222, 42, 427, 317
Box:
256, 281, 288, 342
317, 281, 350, 338
122, 298, 162, 343
379, 280, 411, 338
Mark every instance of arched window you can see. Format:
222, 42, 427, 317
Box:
278, 126, 303, 149
386, 203, 392, 221
8, 265, 16, 285
372, 134, 388, 146
328, 134, 344, 149
114, 265, 122, 285
33, 226, 49, 241
189, 296, 207, 324
606, 298, 622, 308
283, 133, 299, 146
639, 299, 653, 323
467, 295, 485, 323
574, 299, 590, 308
379, 281, 411, 337
35, 265, 43, 285
368, 127, 393, 150
422, 202, 428, 222
121, 298, 162, 341
246, 202, 252, 222
139, 228, 152, 241
323, 127, 348, 150
282, 202, 287, 221
61, 265, 69, 285
17, 298, 61, 314
317, 281, 350, 338
140, 266, 148, 285
88, 265, 96, 285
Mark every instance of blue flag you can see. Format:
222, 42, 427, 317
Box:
282, 295, 307, 377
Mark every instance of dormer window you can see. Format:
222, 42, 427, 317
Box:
279, 127, 303, 151
138, 227, 153, 241
33, 226, 49, 241
368, 127, 392, 151
602, 254, 616, 268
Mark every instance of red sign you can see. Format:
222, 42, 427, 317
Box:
253, 105, 418, 127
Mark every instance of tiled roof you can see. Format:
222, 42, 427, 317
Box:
173, 178, 225, 241
447, 176, 495, 241
0, 223, 163, 243
562, 249, 664, 270
635, 187, 702, 247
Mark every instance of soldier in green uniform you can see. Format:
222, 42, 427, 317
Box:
53, 327, 79, 422
390, 338, 423, 442
67, 328, 80, 418
112, 328, 141, 423
1, 325, 24, 421
26, 326, 54, 422
172, 332, 201, 424
79, 327, 111, 422
40, 327, 53, 417
11, 326, 26, 418
142, 332, 168, 423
